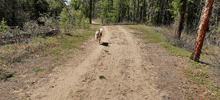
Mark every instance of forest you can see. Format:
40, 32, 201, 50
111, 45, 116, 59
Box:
0, 0, 220, 99
0, 0, 220, 61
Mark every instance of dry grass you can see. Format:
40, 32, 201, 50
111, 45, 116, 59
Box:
126, 25, 220, 100
0, 24, 100, 100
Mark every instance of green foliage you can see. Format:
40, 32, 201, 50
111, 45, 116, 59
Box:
168, 0, 183, 20
215, 26, 220, 34
33, 68, 46, 72
0, 18, 8, 32
59, 7, 68, 32
74, 10, 82, 28
97, 0, 118, 24
70, 0, 82, 10
104, 50, 109, 53
81, 16, 86, 29
86, 18, 91, 29
99, 75, 106, 79
168, 0, 194, 20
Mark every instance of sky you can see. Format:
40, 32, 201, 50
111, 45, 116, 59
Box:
66, 0, 71, 5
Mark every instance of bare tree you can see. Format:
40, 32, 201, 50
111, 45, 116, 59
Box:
190, 0, 214, 62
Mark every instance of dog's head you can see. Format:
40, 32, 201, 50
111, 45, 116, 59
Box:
100, 28, 103, 33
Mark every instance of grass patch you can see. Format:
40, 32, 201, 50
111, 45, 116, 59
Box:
127, 25, 163, 43
185, 60, 220, 99
104, 50, 110, 55
52, 54, 60, 60
104, 50, 109, 53
33, 68, 46, 72
39, 76, 44, 78
55, 63, 62, 66
0, 69, 15, 81
127, 25, 191, 57
0, 25, 100, 65
160, 43, 191, 57
99, 75, 106, 79
174, 64, 178, 66
140, 47, 144, 49
93, 19, 101, 24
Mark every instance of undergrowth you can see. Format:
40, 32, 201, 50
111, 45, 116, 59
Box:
0, 25, 100, 81
127, 25, 220, 100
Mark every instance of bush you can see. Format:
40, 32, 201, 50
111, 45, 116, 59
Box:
59, 8, 68, 32
0, 18, 8, 32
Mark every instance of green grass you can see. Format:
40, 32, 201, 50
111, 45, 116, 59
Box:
93, 19, 101, 24
127, 25, 163, 43
99, 75, 106, 79
33, 68, 46, 72
104, 50, 110, 55
55, 63, 62, 66
39, 76, 44, 78
140, 47, 144, 49
160, 43, 191, 57
52, 54, 60, 60
0, 70, 15, 80
104, 50, 109, 53
127, 25, 191, 57
174, 64, 178, 66
185, 60, 220, 99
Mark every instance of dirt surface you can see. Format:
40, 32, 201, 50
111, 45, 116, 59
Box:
25, 25, 168, 100
1, 24, 190, 100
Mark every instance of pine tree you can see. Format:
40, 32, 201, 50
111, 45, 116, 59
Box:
190, 0, 214, 62
174, 0, 187, 43
59, 7, 68, 32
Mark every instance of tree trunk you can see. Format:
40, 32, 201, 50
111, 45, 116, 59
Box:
93, 0, 95, 19
143, 0, 146, 23
133, 0, 135, 23
140, 0, 143, 23
128, 5, 130, 22
137, 0, 139, 23
174, 0, 187, 42
90, 0, 92, 24
190, 0, 214, 62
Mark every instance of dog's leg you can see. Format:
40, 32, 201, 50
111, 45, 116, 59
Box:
98, 36, 101, 44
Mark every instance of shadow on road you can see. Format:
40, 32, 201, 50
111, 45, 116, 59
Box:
100, 42, 109, 46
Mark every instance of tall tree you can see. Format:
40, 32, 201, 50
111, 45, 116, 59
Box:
174, 0, 187, 42
190, 0, 214, 62
90, 0, 92, 24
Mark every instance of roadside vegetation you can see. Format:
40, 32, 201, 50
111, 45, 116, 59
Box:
0, 24, 100, 79
127, 25, 220, 100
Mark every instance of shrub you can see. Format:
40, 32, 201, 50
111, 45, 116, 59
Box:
0, 18, 8, 32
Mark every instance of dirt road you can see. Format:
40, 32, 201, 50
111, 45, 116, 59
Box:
30, 25, 167, 100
